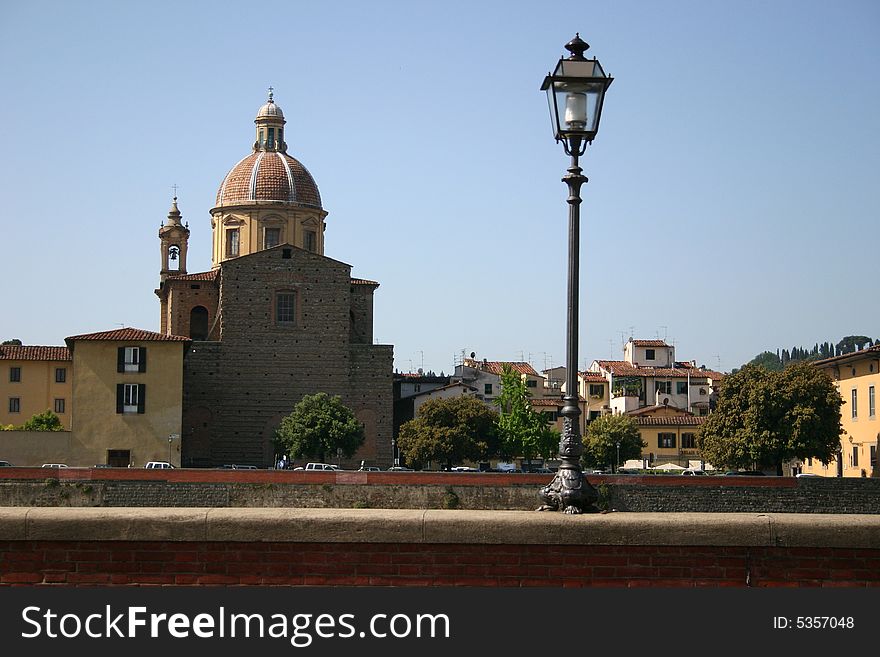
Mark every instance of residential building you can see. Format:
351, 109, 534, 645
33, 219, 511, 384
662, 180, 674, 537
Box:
0, 345, 72, 429
453, 358, 546, 405
590, 338, 724, 417
802, 344, 880, 477
629, 405, 707, 468
64, 328, 190, 467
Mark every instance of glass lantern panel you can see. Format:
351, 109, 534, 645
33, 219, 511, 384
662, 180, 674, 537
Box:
553, 81, 605, 134
555, 59, 600, 78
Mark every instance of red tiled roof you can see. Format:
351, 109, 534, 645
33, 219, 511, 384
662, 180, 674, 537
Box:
595, 360, 724, 380
463, 359, 540, 376
166, 270, 219, 282
632, 339, 670, 347
0, 345, 71, 361
351, 278, 379, 286
66, 328, 190, 342
216, 151, 322, 208
529, 396, 587, 406
634, 415, 706, 426
578, 372, 607, 382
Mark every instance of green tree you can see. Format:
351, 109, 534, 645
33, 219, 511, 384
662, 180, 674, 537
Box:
697, 362, 842, 475
274, 393, 364, 463
398, 395, 499, 470
582, 414, 645, 471
746, 351, 783, 372
1, 339, 22, 346
494, 364, 558, 466
21, 409, 64, 431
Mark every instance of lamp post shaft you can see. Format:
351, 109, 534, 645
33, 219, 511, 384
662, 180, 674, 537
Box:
538, 139, 598, 514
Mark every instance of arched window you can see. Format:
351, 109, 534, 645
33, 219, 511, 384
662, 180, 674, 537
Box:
190, 306, 209, 341
167, 245, 180, 271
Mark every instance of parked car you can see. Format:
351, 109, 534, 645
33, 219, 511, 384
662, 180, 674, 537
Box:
41, 463, 68, 468
144, 461, 175, 469
387, 466, 414, 471
680, 468, 709, 476
219, 464, 258, 470
722, 470, 765, 476
0, 460, 14, 467
450, 466, 479, 472
796, 473, 821, 478
302, 463, 338, 471
357, 466, 380, 472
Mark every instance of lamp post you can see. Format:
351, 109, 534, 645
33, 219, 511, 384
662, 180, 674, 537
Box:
537, 34, 612, 514
616, 441, 620, 474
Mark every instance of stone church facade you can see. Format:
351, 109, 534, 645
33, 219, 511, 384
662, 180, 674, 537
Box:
155, 91, 393, 468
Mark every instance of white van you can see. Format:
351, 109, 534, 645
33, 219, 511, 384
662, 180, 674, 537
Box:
145, 461, 175, 469
304, 463, 338, 471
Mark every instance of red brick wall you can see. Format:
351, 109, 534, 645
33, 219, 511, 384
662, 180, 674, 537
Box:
2, 541, 877, 587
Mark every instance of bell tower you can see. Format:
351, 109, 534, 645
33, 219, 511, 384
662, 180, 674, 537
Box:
159, 195, 190, 282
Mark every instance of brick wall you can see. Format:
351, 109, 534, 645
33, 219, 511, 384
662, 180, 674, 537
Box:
4, 541, 878, 587
1, 508, 878, 587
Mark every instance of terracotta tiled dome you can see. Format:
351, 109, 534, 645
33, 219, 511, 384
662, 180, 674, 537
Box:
215, 151, 322, 208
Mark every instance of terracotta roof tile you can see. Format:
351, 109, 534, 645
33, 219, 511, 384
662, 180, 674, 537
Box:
0, 345, 71, 361
216, 152, 322, 208
634, 415, 705, 426
463, 359, 540, 377
351, 278, 379, 286
814, 343, 880, 366
578, 372, 607, 382
66, 328, 190, 342
632, 339, 670, 347
166, 270, 219, 282
595, 360, 725, 379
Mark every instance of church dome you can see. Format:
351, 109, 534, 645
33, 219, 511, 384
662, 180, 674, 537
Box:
215, 151, 322, 208
214, 90, 322, 209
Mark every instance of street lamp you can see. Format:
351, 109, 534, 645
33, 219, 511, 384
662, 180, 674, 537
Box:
616, 441, 620, 474
537, 34, 612, 514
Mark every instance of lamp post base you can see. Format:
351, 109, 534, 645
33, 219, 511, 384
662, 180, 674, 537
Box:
537, 467, 598, 514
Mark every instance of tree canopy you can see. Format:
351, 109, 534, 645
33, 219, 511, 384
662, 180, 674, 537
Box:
274, 393, 364, 463
697, 362, 842, 475
398, 395, 499, 470
18, 409, 65, 432
495, 364, 559, 464
582, 414, 645, 471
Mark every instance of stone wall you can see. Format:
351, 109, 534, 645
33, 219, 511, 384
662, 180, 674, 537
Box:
180, 247, 392, 469
1, 469, 879, 514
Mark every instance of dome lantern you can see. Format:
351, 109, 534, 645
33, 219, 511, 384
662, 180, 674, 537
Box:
254, 86, 287, 153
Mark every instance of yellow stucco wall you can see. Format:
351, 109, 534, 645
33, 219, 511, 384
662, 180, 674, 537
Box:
637, 424, 702, 466
70, 340, 185, 467
803, 354, 879, 477
0, 359, 72, 429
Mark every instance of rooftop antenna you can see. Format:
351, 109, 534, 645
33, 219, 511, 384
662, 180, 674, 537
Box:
660, 325, 667, 342
419, 350, 424, 370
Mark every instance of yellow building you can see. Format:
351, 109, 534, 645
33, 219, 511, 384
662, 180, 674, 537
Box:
802, 345, 879, 477
630, 405, 706, 468
0, 345, 72, 429
65, 328, 190, 467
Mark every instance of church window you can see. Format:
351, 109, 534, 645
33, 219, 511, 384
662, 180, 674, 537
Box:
264, 227, 281, 249
275, 291, 297, 324
54, 398, 65, 414
226, 229, 240, 257
259, 129, 265, 147
267, 127, 275, 147
303, 230, 317, 252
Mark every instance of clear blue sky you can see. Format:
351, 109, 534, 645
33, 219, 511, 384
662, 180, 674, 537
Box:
1, 0, 877, 374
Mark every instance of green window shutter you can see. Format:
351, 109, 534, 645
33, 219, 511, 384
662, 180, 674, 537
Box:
138, 347, 147, 373
116, 384, 124, 414
117, 347, 125, 373
137, 384, 146, 414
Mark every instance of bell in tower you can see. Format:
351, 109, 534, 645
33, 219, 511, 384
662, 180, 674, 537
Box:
159, 194, 190, 283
